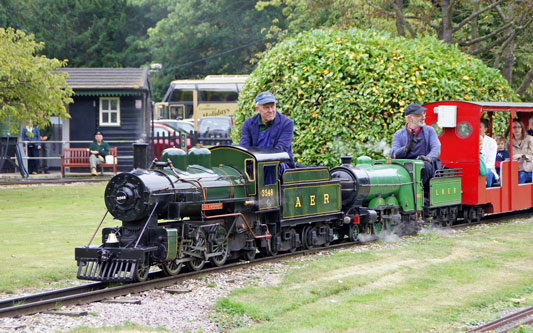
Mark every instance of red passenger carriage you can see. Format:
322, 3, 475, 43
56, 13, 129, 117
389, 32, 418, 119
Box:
423, 101, 533, 218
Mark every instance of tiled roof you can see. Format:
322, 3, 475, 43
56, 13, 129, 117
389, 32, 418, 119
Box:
56, 68, 150, 90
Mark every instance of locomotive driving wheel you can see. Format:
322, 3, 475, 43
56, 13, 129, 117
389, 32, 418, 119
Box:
161, 259, 182, 276
187, 230, 207, 271
372, 222, 384, 235
133, 256, 150, 282
210, 226, 229, 267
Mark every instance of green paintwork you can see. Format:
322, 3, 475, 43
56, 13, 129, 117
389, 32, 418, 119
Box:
165, 228, 178, 261
368, 197, 386, 209
162, 148, 187, 170
358, 159, 421, 212
258, 161, 279, 210
188, 147, 211, 168
385, 195, 399, 207
210, 146, 257, 196
282, 182, 341, 218
429, 177, 462, 207
283, 168, 330, 184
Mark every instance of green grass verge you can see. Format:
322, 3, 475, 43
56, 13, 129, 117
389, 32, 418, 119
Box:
0, 184, 116, 293
216, 221, 533, 332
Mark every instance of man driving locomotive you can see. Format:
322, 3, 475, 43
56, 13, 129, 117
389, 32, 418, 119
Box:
239, 91, 296, 171
391, 103, 441, 184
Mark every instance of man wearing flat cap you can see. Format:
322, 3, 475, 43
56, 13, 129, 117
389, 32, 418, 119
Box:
89, 130, 109, 176
391, 103, 441, 183
240, 91, 295, 170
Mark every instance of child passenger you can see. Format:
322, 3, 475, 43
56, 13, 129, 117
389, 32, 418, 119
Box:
494, 135, 509, 175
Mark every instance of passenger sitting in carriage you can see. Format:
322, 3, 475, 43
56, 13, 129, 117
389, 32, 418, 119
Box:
390, 103, 441, 185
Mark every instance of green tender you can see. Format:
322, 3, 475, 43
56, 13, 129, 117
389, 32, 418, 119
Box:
429, 177, 462, 207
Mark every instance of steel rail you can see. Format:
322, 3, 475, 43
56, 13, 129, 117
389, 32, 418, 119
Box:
0, 242, 354, 318
0, 282, 106, 310
470, 305, 533, 332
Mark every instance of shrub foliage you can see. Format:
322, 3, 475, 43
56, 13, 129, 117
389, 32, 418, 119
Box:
233, 28, 518, 166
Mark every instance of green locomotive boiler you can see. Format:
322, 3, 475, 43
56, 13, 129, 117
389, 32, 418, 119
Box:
75, 146, 462, 282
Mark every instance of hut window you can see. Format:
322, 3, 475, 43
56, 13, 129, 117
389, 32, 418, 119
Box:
99, 97, 121, 126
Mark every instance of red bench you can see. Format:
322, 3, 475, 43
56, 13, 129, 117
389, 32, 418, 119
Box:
61, 147, 118, 176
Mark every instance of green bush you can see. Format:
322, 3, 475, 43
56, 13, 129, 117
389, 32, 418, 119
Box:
232, 28, 519, 166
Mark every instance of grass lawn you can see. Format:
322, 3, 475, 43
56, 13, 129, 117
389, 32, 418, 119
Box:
0, 183, 115, 294
217, 220, 533, 332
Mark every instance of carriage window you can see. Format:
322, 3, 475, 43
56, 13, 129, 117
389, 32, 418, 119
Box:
456, 121, 472, 139
264, 165, 276, 185
245, 159, 255, 181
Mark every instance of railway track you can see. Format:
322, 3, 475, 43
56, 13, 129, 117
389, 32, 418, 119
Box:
1, 211, 530, 319
470, 305, 533, 332
0, 241, 354, 318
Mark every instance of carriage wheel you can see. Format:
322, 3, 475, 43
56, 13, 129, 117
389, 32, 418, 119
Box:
302, 226, 313, 249
288, 228, 298, 253
463, 207, 477, 224
243, 248, 257, 261
439, 207, 450, 227
430, 209, 440, 227
210, 226, 229, 267
448, 206, 458, 226
266, 235, 279, 256
161, 259, 182, 276
186, 230, 207, 271
348, 223, 359, 242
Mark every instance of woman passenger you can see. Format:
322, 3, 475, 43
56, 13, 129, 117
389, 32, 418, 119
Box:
510, 120, 533, 184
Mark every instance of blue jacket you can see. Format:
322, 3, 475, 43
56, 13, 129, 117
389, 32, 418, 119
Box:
240, 112, 295, 168
390, 124, 441, 160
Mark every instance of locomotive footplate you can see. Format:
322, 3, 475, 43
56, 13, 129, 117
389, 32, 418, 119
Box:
75, 246, 157, 282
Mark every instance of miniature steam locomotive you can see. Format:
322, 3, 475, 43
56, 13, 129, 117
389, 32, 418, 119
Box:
75, 145, 463, 282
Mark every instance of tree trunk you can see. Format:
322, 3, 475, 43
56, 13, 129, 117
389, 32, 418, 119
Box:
440, 0, 454, 43
516, 69, 533, 99
394, 0, 405, 37
501, 3, 515, 86
471, 0, 481, 53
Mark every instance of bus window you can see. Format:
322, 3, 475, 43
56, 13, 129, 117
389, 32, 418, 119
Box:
199, 90, 239, 102
170, 89, 194, 102
170, 105, 185, 120
198, 84, 238, 102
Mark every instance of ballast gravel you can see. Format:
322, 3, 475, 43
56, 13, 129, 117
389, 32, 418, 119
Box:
0, 262, 289, 332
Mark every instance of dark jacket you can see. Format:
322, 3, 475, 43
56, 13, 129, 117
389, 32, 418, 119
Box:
390, 124, 441, 160
240, 112, 295, 167
22, 126, 41, 145
89, 140, 110, 157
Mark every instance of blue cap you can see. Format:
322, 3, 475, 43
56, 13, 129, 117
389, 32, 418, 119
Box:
404, 103, 426, 116
255, 91, 277, 105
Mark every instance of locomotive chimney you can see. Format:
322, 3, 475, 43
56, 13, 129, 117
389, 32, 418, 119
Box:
133, 142, 149, 169
341, 156, 353, 166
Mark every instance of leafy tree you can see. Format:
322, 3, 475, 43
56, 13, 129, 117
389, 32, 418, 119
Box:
257, 0, 533, 101
19, 0, 167, 68
0, 28, 72, 130
146, 0, 284, 100
233, 28, 518, 166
